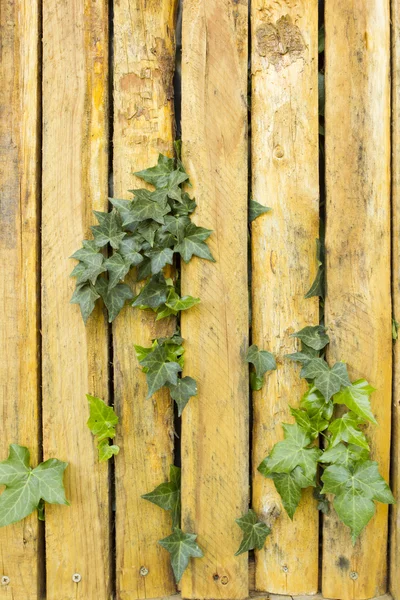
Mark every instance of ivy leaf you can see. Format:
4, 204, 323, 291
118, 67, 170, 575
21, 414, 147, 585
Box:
289, 406, 329, 439
132, 274, 169, 309
118, 237, 144, 266
70, 283, 100, 324
164, 215, 191, 243
313, 487, 330, 514
318, 25, 325, 53
258, 423, 321, 481
300, 386, 334, 420
263, 466, 314, 519
91, 210, 126, 249
142, 465, 181, 528
165, 289, 200, 313
333, 379, 377, 424
327, 412, 369, 449
86, 395, 119, 462
305, 239, 324, 299
128, 195, 171, 224
145, 247, 174, 274
0, 445, 68, 527
392, 318, 399, 341
174, 223, 215, 263
246, 345, 276, 378
137, 258, 152, 281
159, 527, 203, 583
70, 243, 106, 285
96, 278, 134, 322
139, 344, 182, 397
104, 253, 131, 289
135, 154, 188, 189
291, 325, 329, 351
250, 373, 264, 391
167, 376, 197, 416
138, 221, 161, 247
301, 359, 351, 401
249, 200, 271, 222
321, 461, 394, 543
172, 193, 197, 216
319, 443, 369, 467
156, 304, 177, 321
285, 344, 319, 365
234, 509, 271, 555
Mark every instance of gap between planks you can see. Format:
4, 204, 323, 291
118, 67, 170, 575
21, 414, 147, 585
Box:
147, 594, 392, 600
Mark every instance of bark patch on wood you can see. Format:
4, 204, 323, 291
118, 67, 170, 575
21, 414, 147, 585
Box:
256, 15, 305, 70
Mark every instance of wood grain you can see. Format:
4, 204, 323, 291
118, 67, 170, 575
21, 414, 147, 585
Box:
250, 1, 320, 594
323, 2, 392, 599
0, 0, 41, 597
42, 1, 111, 597
391, 0, 400, 598
113, 1, 177, 597
180, 0, 249, 598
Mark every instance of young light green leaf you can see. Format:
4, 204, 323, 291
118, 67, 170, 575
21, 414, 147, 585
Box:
70, 283, 100, 324
258, 423, 321, 481
0, 445, 68, 527
327, 412, 369, 449
333, 379, 377, 424
96, 278, 134, 322
167, 376, 197, 416
142, 465, 181, 528
132, 274, 169, 309
159, 527, 203, 583
393, 318, 399, 341
250, 373, 264, 391
165, 289, 200, 313
291, 325, 329, 351
289, 406, 329, 439
246, 345, 276, 378
249, 200, 271, 223
300, 385, 334, 420
234, 509, 271, 555
174, 223, 215, 263
301, 359, 350, 401
86, 394, 119, 461
139, 344, 182, 398
91, 210, 126, 249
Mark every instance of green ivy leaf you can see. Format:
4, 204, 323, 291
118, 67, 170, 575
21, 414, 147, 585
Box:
135, 154, 189, 190
319, 442, 369, 467
159, 527, 203, 583
327, 412, 369, 449
142, 465, 181, 528
305, 239, 324, 299
321, 461, 394, 543
250, 373, 264, 391
139, 344, 182, 397
258, 423, 321, 481
249, 200, 271, 223
291, 325, 329, 351
163, 215, 191, 243
70, 282, 100, 324
174, 223, 215, 263
104, 253, 131, 289
167, 376, 197, 416
145, 247, 174, 274
300, 385, 334, 420
86, 394, 119, 462
301, 359, 351, 401
172, 193, 196, 216
289, 406, 329, 439
118, 237, 144, 266
285, 342, 319, 365
165, 289, 200, 313
132, 274, 169, 309
333, 379, 377, 424
234, 509, 271, 555
318, 25, 325, 53
91, 210, 126, 249
246, 345, 276, 378
0, 445, 68, 527
264, 466, 314, 519
96, 278, 134, 322
70, 242, 106, 285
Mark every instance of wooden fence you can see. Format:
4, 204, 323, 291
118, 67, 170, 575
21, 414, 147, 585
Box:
0, 1, 399, 599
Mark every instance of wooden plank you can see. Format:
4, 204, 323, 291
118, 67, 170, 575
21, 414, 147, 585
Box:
0, 0, 41, 597
391, 0, 400, 597
113, 1, 177, 598
250, 1, 319, 594
323, 2, 391, 599
180, 1, 249, 598
42, 1, 110, 598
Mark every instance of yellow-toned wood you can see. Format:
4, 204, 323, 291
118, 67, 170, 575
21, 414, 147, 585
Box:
251, 1, 319, 594
391, 1, 400, 598
42, 1, 110, 598
113, 1, 177, 597
0, 0, 41, 597
180, 1, 249, 598
323, 3, 391, 599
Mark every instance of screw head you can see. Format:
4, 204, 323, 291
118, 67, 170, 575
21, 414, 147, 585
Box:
1, 576, 10, 586
350, 571, 358, 580
220, 575, 229, 585
72, 573, 82, 583
282, 565, 289, 573
139, 566, 149, 577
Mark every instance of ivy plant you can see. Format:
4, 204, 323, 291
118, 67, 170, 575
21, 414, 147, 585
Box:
257, 325, 395, 543
245, 344, 276, 391
235, 509, 271, 555
86, 395, 119, 461
0, 445, 68, 527
142, 466, 203, 582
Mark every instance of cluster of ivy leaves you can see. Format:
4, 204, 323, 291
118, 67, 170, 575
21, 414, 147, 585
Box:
257, 325, 394, 543
70, 144, 212, 324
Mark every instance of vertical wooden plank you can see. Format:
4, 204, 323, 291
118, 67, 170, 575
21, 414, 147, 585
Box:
391, 1, 400, 597
180, 1, 249, 598
113, 1, 177, 598
42, 1, 110, 598
0, 0, 41, 597
251, 2, 319, 594
323, 2, 391, 599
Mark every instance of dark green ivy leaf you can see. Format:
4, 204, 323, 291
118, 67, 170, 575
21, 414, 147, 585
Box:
246, 345, 277, 378
167, 376, 197, 416
135, 154, 188, 189
132, 274, 169, 309
174, 223, 215, 263
291, 325, 329, 351
249, 200, 272, 222
104, 253, 131, 289
285, 342, 319, 365
145, 247, 174, 274
301, 358, 351, 401
159, 527, 203, 583
96, 278, 134, 322
70, 241, 106, 285
70, 282, 100, 324
139, 344, 182, 398
91, 209, 126, 249
234, 509, 271, 555
142, 465, 181, 528
118, 237, 144, 266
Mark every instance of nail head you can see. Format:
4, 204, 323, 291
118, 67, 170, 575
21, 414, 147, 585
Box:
72, 573, 82, 583
221, 576, 229, 585
350, 571, 358, 580
282, 565, 289, 573
1, 576, 10, 586
140, 566, 149, 577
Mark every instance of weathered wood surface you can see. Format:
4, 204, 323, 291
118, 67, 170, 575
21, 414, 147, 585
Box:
42, 0, 110, 597
0, 0, 41, 597
113, 1, 177, 597
391, 0, 400, 598
323, 2, 392, 599
180, 0, 249, 598
251, 1, 320, 594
